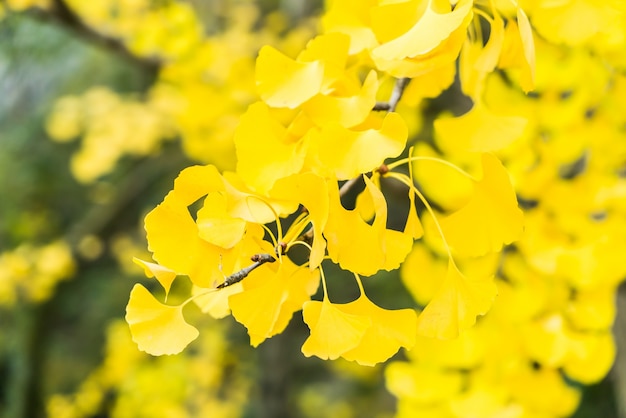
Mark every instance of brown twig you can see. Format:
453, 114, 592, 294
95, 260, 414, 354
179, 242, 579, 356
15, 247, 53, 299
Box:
217, 253, 276, 289
373, 77, 411, 112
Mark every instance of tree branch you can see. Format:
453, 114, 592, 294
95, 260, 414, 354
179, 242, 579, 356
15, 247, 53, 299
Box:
373, 77, 411, 112
217, 253, 276, 289
22, 0, 162, 74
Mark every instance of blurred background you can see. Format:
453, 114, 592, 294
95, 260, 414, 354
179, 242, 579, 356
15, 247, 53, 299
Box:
0, 0, 625, 417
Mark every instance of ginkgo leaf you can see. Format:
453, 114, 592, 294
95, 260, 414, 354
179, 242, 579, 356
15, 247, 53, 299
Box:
459, 13, 505, 98
229, 275, 288, 347
340, 295, 417, 366
405, 180, 424, 239
297, 32, 351, 93
311, 112, 407, 181
192, 282, 243, 318
301, 299, 371, 360
196, 192, 246, 249
372, 4, 471, 78
474, 12, 505, 73
371, 0, 473, 61
563, 331, 615, 384
321, 0, 378, 54
144, 197, 203, 275
229, 261, 319, 346
416, 259, 496, 339
302, 70, 378, 128
234, 102, 309, 194
516, 6, 536, 93
401, 243, 447, 307
440, 153, 524, 257
255, 45, 324, 108
497, 12, 535, 93
270, 173, 329, 269
324, 176, 414, 276
385, 361, 465, 403
434, 102, 527, 154
132, 257, 178, 296
125, 284, 199, 355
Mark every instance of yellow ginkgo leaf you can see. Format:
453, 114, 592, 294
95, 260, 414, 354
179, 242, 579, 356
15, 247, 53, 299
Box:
229, 260, 319, 347
144, 197, 203, 275
340, 295, 417, 366
132, 257, 178, 296
385, 361, 464, 404
434, 102, 527, 154
459, 13, 505, 98
192, 282, 243, 319
297, 32, 351, 93
440, 153, 524, 257
311, 112, 407, 181
255, 45, 324, 108
229, 275, 288, 347
234, 102, 309, 194
196, 192, 246, 249
497, 11, 535, 93
416, 259, 497, 339
474, 12, 505, 74
321, 0, 378, 54
401, 243, 447, 307
125, 284, 199, 356
301, 299, 371, 360
516, 6, 536, 93
563, 331, 615, 384
324, 176, 414, 276
302, 70, 378, 128
371, 0, 473, 61
270, 173, 329, 269
405, 178, 424, 240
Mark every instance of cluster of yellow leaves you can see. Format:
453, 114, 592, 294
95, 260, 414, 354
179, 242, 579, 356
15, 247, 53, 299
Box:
46, 320, 251, 418
32, 0, 626, 415
46, 87, 175, 183
43, 1, 317, 182
0, 240, 75, 306
388, 2, 626, 415
125, 0, 533, 371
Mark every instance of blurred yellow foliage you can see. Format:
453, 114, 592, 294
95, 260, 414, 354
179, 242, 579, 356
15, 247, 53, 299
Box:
0, 240, 75, 306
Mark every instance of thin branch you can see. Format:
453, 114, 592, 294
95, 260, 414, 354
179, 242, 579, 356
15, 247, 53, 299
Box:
217, 253, 276, 289
23, 0, 162, 73
373, 77, 411, 112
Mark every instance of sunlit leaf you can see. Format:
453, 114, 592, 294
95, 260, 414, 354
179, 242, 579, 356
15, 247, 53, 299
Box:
192, 283, 243, 318
125, 284, 199, 355
255, 45, 324, 108
324, 176, 413, 276
341, 295, 417, 366
440, 153, 524, 257
416, 259, 496, 339
310, 112, 407, 180
234, 102, 309, 194
301, 299, 371, 360
230, 260, 319, 346
132, 257, 178, 296
434, 102, 527, 153
196, 192, 246, 249
270, 173, 329, 269
371, 0, 473, 61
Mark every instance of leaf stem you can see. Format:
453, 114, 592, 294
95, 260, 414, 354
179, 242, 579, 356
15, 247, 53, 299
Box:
384, 172, 455, 261
387, 155, 478, 181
